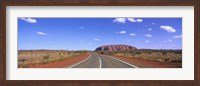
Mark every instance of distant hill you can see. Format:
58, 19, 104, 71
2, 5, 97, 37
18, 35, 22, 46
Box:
95, 44, 137, 51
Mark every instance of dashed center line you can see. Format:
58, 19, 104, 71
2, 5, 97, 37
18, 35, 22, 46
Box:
99, 57, 102, 68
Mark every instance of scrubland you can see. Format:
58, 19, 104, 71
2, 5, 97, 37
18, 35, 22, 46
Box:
18, 50, 87, 68
96, 49, 182, 63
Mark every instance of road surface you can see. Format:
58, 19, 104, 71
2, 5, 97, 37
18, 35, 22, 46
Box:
69, 52, 138, 68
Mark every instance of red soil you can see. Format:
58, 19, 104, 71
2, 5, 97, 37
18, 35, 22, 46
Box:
28, 52, 90, 68
110, 55, 182, 68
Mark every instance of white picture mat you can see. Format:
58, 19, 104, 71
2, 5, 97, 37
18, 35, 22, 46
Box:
6, 6, 194, 80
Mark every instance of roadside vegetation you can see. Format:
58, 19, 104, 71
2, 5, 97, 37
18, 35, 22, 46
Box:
18, 50, 87, 68
95, 49, 182, 63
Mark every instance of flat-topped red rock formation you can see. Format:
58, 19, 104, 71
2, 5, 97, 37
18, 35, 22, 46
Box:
95, 44, 137, 51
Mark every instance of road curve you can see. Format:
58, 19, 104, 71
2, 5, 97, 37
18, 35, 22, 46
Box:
70, 52, 137, 68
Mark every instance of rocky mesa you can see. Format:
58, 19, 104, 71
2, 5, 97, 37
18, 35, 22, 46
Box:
95, 44, 137, 51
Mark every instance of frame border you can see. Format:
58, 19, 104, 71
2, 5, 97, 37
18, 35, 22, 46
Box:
0, 0, 199, 86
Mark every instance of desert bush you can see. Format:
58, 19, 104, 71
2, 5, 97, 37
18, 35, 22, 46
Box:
133, 52, 181, 62
18, 50, 87, 67
43, 55, 50, 60
100, 51, 104, 54
97, 49, 182, 63
165, 52, 182, 62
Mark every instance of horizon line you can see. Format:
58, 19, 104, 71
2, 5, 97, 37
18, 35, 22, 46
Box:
18, 48, 182, 51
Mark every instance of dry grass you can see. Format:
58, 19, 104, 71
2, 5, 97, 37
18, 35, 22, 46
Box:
133, 52, 181, 62
96, 49, 182, 63
18, 50, 86, 68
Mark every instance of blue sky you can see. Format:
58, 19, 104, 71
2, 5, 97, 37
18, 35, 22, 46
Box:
18, 18, 182, 50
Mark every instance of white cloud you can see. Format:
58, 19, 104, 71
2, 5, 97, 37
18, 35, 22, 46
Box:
151, 23, 155, 25
136, 19, 143, 22
80, 27, 84, 29
94, 38, 100, 41
130, 33, 136, 36
145, 40, 150, 43
113, 18, 143, 23
117, 31, 126, 34
168, 39, 172, 42
173, 34, 182, 38
148, 28, 152, 31
145, 34, 152, 37
126, 18, 135, 22
37, 32, 47, 35
160, 25, 176, 33
120, 31, 126, 34
127, 18, 143, 23
113, 18, 126, 23
19, 18, 37, 23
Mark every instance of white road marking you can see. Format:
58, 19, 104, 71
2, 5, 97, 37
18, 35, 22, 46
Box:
68, 54, 91, 68
99, 57, 102, 68
105, 55, 139, 68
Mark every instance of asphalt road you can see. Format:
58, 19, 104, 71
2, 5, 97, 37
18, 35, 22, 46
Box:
69, 52, 138, 68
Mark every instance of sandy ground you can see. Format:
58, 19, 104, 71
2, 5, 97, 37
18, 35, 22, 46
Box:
110, 55, 182, 68
28, 52, 90, 68
25, 52, 181, 68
